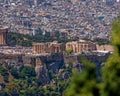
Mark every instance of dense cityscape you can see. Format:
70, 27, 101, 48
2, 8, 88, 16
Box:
0, 0, 120, 40
0, 0, 120, 96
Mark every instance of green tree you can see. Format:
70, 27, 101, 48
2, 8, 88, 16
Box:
4, 82, 20, 96
65, 15, 120, 96
102, 15, 120, 96
10, 68, 19, 78
19, 66, 36, 79
65, 58, 100, 96
55, 31, 60, 38
18, 40, 32, 47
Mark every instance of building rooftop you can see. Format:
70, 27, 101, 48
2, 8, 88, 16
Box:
0, 26, 8, 30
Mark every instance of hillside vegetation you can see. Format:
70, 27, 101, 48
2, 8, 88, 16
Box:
65, 15, 120, 96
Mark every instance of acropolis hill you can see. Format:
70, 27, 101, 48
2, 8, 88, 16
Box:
0, 26, 114, 55
0, 26, 113, 84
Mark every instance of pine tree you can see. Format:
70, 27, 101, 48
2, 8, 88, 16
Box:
102, 15, 120, 96
65, 15, 120, 96
65, 58, 101, 96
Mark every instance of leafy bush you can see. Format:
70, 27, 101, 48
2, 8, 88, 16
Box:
19, 66, 36, 79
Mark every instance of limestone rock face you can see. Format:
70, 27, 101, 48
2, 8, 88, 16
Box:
35, 53, 64, 84
35, 57, 50, 85
0, 52, 111, 85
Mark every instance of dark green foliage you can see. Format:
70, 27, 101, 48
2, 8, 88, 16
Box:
0, 65, 8, 76
102, 15, 120, 96
3, 76, 9, 82
0, 63, 69, 96
10, 68, 19, 78
7, 31, 75, 47
65, 15, 120, 96
0, 65, 9, 82
35, 28, 42, 36
19, 66, 36, 79
7, 32, 32, 47
18, 40, 32, 47
48, 70, 53, 80
0, 91, 10, 96
65, 58, 101, 96
54, 31, 60, 38
4, 82, 20, 96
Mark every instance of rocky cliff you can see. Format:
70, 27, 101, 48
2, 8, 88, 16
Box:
0, 52, 110, 84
